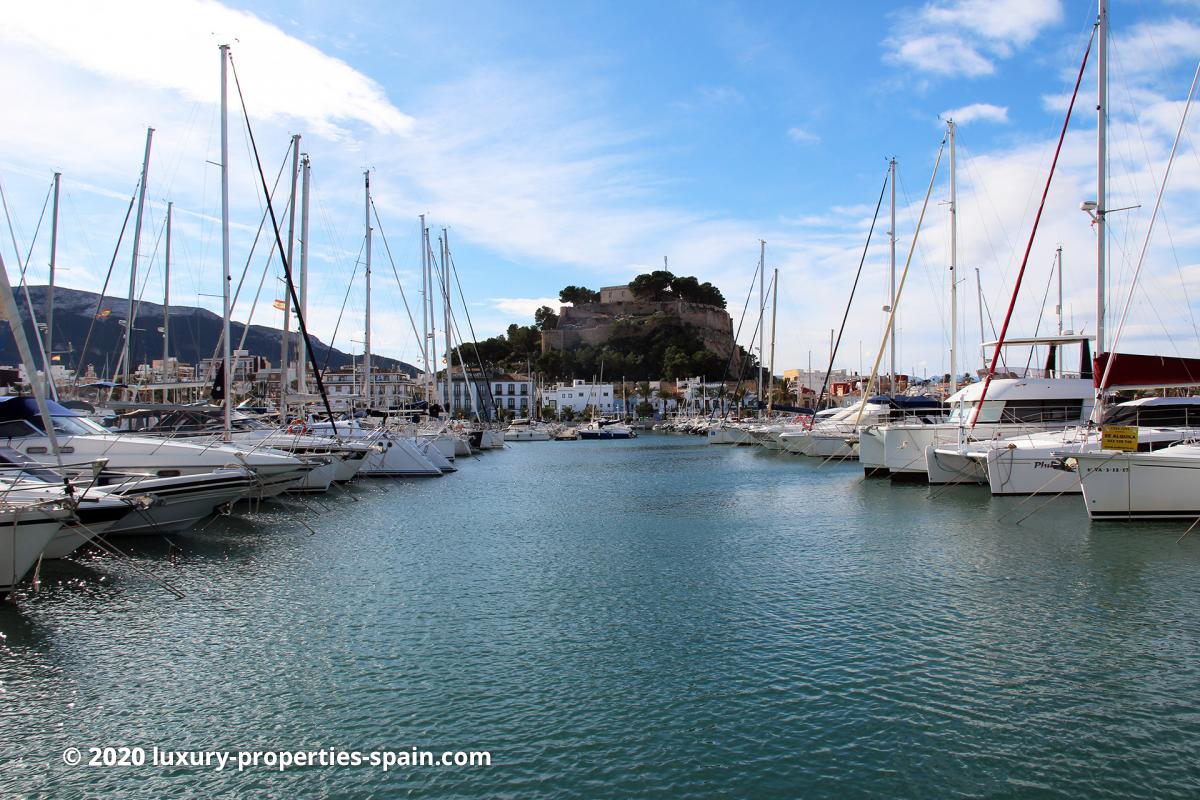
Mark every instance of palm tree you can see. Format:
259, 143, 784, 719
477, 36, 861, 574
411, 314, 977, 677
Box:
770, 377, 794, 407
655, 386, 676, 417
731, 385, 746, 417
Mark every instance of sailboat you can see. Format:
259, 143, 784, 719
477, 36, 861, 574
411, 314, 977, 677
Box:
908, 27, 1104, 484
929, 0, 1200, 495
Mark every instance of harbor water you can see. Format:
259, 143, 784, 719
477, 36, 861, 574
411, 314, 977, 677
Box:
3, 434, 1200, 797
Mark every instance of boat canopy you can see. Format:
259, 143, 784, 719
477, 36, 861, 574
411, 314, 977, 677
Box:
0, 396, 87, 422
1093, 352, 1200, 390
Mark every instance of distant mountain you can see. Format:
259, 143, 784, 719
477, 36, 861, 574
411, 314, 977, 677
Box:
0, 285, 419, 378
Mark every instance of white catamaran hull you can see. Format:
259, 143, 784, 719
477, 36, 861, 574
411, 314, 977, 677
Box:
1075, 447, 1200, 519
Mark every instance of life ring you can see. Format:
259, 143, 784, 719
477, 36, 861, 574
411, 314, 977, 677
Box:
287, 421, 308, 435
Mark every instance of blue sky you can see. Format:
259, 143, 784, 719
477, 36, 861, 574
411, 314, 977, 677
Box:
2, 0, 1199, 379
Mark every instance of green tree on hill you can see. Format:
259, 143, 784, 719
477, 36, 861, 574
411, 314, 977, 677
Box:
629, 270, 726, 308
534, 306, 559, 330
559, 286, 600, 305
629, 270, 675, 301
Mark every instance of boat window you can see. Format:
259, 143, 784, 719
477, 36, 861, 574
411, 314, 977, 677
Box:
947, 400, 1004, 423
999, 399, 1084, 423
50, 414, 110, 436
1102, 403, 1200, 428
0, 420, 41, 438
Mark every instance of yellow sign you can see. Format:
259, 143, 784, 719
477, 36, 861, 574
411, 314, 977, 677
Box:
1100, 425, 1138, 452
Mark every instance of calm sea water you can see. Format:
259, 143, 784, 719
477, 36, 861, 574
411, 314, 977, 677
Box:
3, 434, 1200, 798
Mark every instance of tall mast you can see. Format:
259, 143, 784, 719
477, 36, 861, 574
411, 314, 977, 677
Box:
757, 239, 765, 406
1096, 0, 1108, 354
123, 126, 154, 386
888, 157, 897, 391
219, 45, 232, 442
280, 134, 300, 414
975, 266, 986, 373
419, 213, 429, 403
162, 201, 171, 383
363, 170, 372, 410
427, 227, 438, 411
45, 172, 60, 389
297, 153, 311, 402
1056, 244, 1064, 335
442, 228, 452, 416
767, 267, 778, 413
948, 118, 958, 392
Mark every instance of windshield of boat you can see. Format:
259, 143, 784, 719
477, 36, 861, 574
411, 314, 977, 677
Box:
1102, 402, 1200, 427
947, 399, 1085, 424
51, 414, 112, 436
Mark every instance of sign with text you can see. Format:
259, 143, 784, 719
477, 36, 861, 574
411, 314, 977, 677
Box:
1100, 425, 1138, 452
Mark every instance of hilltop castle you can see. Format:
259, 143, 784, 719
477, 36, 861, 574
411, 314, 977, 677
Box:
540, 283, 737, 361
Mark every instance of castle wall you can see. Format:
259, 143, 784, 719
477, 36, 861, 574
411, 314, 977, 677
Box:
543, 297, 736, 360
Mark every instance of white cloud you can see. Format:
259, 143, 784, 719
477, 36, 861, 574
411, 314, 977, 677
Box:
885, 0, 1063, 79
787, 126, 821, 144
489, 297, 562, 319
942, 102, 1010, 125
1, 0, 412, 141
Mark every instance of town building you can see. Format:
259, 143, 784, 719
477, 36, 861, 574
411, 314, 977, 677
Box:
196, 350, 270, 385
435, 368, 534, 420
541, 379, 616, 416
287, 367, 419, 413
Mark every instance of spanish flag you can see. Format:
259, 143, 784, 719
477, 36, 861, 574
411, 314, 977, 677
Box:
273, 299, 286, 311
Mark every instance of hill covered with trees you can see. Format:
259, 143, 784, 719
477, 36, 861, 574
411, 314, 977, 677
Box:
453, 272, 754, 381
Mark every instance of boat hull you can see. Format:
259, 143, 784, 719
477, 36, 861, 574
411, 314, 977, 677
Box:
0, 511, 68, 596
1075, 449, 1200, 519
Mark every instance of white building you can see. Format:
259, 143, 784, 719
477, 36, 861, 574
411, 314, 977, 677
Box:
16, 363, 73, 385
441, 370, 534, 419
541, 379, 616, 416
487, 373, 535, 416
311, 368, 419, 413
196, 350, 269, 384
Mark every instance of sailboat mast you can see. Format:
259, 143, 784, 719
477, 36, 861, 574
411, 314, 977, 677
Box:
757, 239, 765, 406
280, 134, 299, 414
975, 266, 985, 373
442, 228, 452, 416
45, 172, 60, 383
767, 267, 778, 413
363, 171, 372, 411
888, 157, 897, 391
297, 154, 310, 402
1096, 0, 1108, 354
219, 45, 232, 442
427, 227, 438, 411
124, 127, 154, 386
162, 201, 171, 384
419, 213, 429, 404
948, 118, 958, 392
1056, 245, 1064, 335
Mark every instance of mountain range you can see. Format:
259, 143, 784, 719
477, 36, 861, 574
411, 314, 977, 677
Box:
0, 285, 418, 378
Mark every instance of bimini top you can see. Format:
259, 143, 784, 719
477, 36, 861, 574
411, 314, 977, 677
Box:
0, 396, 86, 424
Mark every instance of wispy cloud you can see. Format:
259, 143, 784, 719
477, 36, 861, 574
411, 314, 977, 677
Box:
489, 297, 561, 319
787, 126, 821, 144
942, 102, 1009, 125
884, 0, 1063, 79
